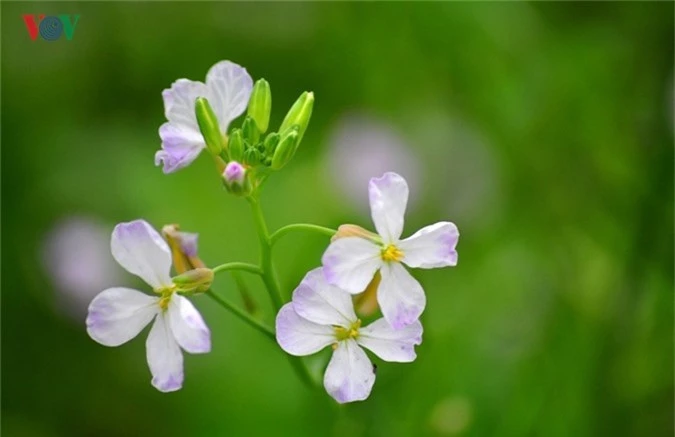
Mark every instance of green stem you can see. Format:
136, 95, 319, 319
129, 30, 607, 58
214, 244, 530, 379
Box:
247, 195, 317, 388
248, 197, 284, 310
212, 262, 262, 276
205, 290, 275, 340
270, 223, 336, 246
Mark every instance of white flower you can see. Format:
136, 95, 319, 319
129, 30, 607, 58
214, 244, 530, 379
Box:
86, 219, 211, 392
276, 268, 422, 404
155, 60, 253, 173
322, 172, 459, 329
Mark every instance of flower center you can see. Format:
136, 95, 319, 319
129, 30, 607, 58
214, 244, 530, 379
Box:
155, 286, 176, 311
381, 244, 404, 262
333, 319, 362, 346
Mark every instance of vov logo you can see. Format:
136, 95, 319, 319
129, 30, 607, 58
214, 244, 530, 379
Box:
23, 14, 80, 41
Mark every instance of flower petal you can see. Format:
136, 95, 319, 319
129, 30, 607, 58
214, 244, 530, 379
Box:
111, 220, 172, 289
378, 263, 426, 330
399, 222, 459, 269
322, 237, 382, 294
155, 122, 205, 173
324, 339, 376, 404
369, 172, 409, 243
292, 268, 357, 327
205, 61, 253, 133
86, 287, 158, 347
275, 303, 335, 356
358, 318, 423, 362
167, 295, 211, 354
162, 79, 209, 132
146, 312, 184, 392
176, 231, 199, 257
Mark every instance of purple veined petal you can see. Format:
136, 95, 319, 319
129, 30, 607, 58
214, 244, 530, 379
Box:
167, 295, 211, 354
358, 318, 423, 363
292, 268, 357, 328
323, 339, 376, 404
369, 172, 409, 244
321, 237, 382, 294
377, 262, 426, 330
399, 222, 459, 269
86, 287, 159, 347
205, 61, 253, 133
110, 220, 173, 289
146, 312, 184, 393
275, 303, 335, 356
155, 123, 206, 174
162, 78, 209, 133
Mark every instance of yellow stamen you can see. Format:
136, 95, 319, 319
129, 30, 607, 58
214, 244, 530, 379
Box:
155, 286, 176, 311
333, 320, 362, 344
381, 244, 404, 262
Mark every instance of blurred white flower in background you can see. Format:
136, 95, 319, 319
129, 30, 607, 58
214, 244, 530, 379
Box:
41, 216, 123, 320
323, 113, 422, 214
407, 108, 502, 231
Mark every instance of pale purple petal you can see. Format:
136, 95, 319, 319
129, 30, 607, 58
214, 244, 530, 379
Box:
322, 237, 382, 294
110, 220, 173, 289
292, 268, 357, 327
223, 161, 246, 184
358, 318, 423, 362
378, 263, 426, 330
86, 287, 158, 347
155, 123, 205, 174
369, 172, 409, 243
167, 295, 210, 354
276, 303, 335, 356
399, 222, 459, 269
162, 78, 209, 132
146, 312, 184, 392
176, 232, 199, 257
205, 61, 253, 133
324, 339, 376, 404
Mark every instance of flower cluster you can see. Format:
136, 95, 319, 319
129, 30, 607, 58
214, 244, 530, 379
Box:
86, 60, 459, 403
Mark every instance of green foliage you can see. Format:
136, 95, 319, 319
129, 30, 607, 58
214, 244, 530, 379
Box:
1, 2, 673, 437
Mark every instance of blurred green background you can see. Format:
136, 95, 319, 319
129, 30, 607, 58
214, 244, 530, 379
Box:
2, 2, 673, 436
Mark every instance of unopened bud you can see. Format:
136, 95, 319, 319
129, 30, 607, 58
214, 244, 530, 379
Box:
228, 129, 245, 162
162, 224, 205, 274
241, 117, 260, 146
355, 271, 381, 316
270, 128, 298, 170
331, 224, 381, 243
195, 97, 225, 157
263, 132, 280, 156
223, 161, 251, 195
172, 268, 214, 293
244, 147, 262, 166
247, 79, 272, 133
279, 91, 313, 145
224, 161, 246, 184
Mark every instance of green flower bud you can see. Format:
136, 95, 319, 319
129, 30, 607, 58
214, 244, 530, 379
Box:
242, 117, 260, 147
172, 267, 214, 293
263, 132, 280, 156
195, 97, 225, 157
244, 147, 262, 166
229, 129, 245, 162
247, 79, 272, 133
271, 128, 299, 170
279, 91, 314, 144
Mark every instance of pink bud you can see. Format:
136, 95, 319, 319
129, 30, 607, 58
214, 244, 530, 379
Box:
223, 161, 246, 185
